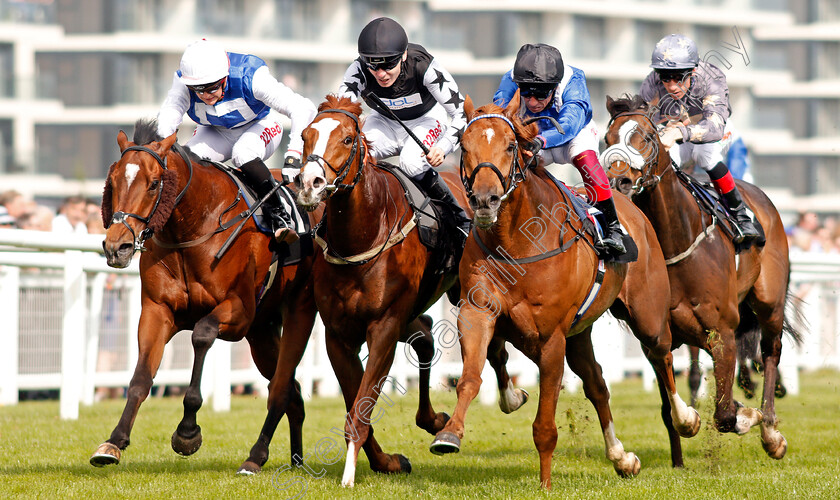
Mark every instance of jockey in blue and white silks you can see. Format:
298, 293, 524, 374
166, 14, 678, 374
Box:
156, 39, 316, 242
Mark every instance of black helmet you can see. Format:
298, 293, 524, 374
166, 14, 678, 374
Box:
358, 17, 408, 58
513, 43, 564, 84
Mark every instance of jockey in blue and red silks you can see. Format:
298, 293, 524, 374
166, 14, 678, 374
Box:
494, 43, 626, 255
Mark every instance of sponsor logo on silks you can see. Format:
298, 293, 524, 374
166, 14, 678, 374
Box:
382, 93, 422, 110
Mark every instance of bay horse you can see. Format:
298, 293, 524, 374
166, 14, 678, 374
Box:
602, 94, 802, 460
428, 92, 699, 488
293, 95, 526, 487
90, 119, 319, 474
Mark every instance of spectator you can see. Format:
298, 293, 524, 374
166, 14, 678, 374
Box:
16, 205, 55, 231
52, 195, 88, 234
1, 189, 28, 227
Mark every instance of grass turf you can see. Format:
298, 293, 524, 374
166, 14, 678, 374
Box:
1, 369, 838, 499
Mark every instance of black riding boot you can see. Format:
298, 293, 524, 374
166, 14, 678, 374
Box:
413, 169, 472, 269
240, 158, 296, 243
594, 197, 626, 255
721, 186, 759, 244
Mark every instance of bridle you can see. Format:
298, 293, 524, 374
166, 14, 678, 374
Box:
304, 109, 367, 194
459, 113, 528, 201
108, 144, 192, 251
603, 111, 671, 195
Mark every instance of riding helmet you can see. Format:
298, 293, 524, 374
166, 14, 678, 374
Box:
179, 39, 230, 86
358, 17, 408, 58
513, 43, 564, 84
650, 34, 699, 69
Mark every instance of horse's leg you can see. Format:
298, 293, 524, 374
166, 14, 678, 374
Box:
90, 303, 175, 466
239, 300, 317, 474
324, 318, 409, 488
688, 345, 703, 407
170, 314, 223, 456
487, 337, 529, 414
736, 332, 756, 399
403, 315, 449, 435
430, 306, 495, 455
752, 300, 788, 459
565, 328, 640, 479
708, 329, 761, 435
531, 330, 567, 489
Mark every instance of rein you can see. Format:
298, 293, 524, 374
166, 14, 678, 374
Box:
459, 113, 527, 201
109, 144, 193, 252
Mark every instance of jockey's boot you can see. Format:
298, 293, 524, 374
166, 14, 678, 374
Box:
594, 197, 626, 255
240, 158, 298, 244
721, 187, 759, 245
413, 169, 472, 267
709, 161, 758, 245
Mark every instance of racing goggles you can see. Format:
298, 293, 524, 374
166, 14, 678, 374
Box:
363, 55, 402, 72
656, 69, 691, 83
188, 77, 226, 95
519, 84, 555, 100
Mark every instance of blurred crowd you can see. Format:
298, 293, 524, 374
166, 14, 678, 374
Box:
787, 210, 840, 255
0, 189, 104, 235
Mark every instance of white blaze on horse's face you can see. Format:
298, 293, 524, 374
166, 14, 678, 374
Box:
300, 117, 341, 190
124, 163, 140, 189
483, 128, 495, 144
599, 121, 647, 173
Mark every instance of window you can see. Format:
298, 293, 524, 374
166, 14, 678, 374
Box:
572, 16, 605, 61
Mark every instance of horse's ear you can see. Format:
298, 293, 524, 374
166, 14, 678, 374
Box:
464, 94, 475, 120
117, 131, 129, 151
504, 89, 522, 120
606, 95, 616, 118
160, 132, 177, 153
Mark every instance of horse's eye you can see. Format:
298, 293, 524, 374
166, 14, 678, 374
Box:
149, 180, 160, 191
343, 136, 352, 145
507, 142, 516, 152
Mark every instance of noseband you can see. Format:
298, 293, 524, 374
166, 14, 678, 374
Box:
305, 108, 367, 193
109, 144, 191, 251
460, 113, 527, 201
604, 111, 670, 194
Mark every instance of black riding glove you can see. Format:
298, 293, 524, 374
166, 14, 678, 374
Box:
282, 156, 302, 184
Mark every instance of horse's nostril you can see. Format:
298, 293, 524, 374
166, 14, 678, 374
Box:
313, 177, 325, 189
468, 195, 479, 209
617, 177, 633, 195
488, 195, 501, 208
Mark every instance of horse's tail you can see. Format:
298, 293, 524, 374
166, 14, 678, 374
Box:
782, 288, 807, 347
736, 288, 806, 348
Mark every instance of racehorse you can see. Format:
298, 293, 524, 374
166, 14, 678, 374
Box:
602, 94, 803, 460
428, 92, 699, 488
90, 119, 319, 474
294, 95, 527, 487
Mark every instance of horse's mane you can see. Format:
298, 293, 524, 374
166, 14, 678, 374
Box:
318, 94, 363, 117
606, 94, 648, 118
472, 102, 538, 143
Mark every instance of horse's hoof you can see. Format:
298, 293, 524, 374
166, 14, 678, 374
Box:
171, 427, 203, 456
677, 407, 701, 438
775, 384, 787, 399
614, 453, 641, 478
90, 442, 121, 467
735, 407, 762, 435
430, 431, 461, 455
237, 461, 261, 475
397, 454, 412, 474
761, 427, 787, 460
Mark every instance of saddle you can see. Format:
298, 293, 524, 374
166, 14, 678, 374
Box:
672, 166, 766, 253
538, 168, 639, 264
216, 162, 314, 267
376, 162, 459, 273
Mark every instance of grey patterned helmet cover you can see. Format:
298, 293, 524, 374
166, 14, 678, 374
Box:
650, 34, 699, 69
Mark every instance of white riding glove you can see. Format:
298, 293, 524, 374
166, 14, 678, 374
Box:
659, 125, 684, 151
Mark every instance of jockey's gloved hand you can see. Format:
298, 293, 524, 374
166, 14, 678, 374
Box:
523, 135, 544, 158
282, 156, 302, 185
659, 126, 684, 151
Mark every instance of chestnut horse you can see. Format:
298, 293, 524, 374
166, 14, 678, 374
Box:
294, 96, 525, 487
602, 94, 802, 460
428, 93, 699, 488
90, 119, 318, 474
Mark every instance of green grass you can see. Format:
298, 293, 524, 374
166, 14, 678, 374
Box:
2, 370, 838, 499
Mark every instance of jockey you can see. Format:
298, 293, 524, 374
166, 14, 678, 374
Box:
494, 43, 626, 255
640, 33, 759, 244
338, 17, 472, 253
156, 38, 317, 243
